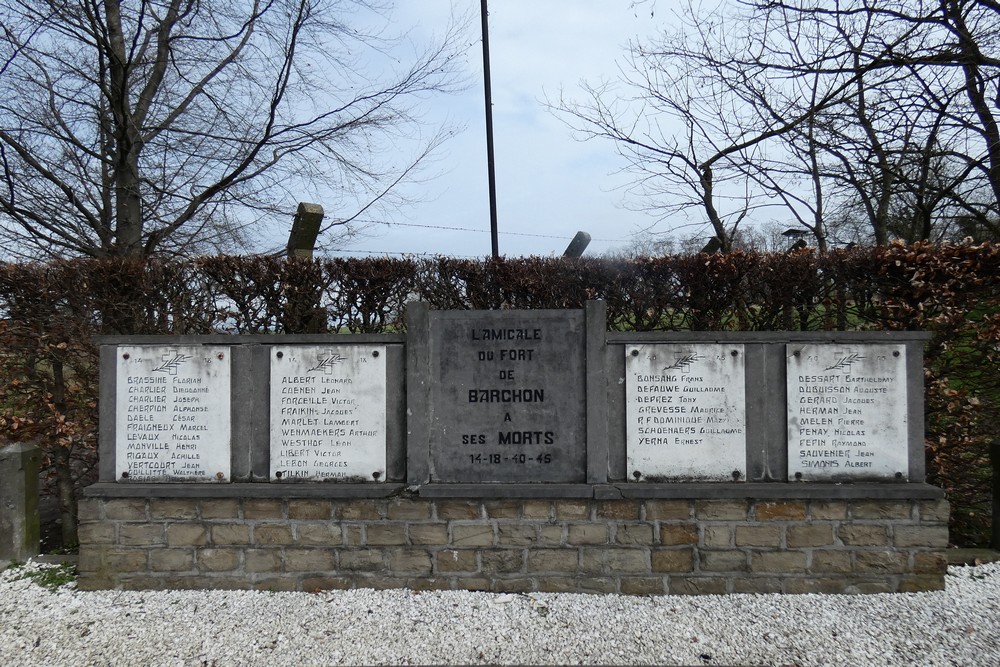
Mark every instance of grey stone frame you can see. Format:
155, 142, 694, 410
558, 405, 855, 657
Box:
97, 334, 406, 485
405, 301, 608, 494
605, 330, 931, 486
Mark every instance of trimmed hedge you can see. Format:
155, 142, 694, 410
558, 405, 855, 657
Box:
1, 242, 997, 544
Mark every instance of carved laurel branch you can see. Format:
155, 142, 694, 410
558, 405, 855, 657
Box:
824, 353, 865, 372
151, 353, 191, 373
662, 353, 701, 372
307, 354, 346, 373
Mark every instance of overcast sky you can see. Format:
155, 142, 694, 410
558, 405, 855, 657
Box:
328, 1, 670, 259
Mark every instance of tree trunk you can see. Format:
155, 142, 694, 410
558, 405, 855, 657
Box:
50, 359, 78, 547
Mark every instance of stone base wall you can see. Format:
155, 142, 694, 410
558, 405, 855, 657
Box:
77, 493, 949, 595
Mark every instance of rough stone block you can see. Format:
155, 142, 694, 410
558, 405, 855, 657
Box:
695, 500, 748, 521
606, 548, 648, 573
838, 524, 888, 546
436, 549, 478, 573
847, 581, 894, 594
200, 499, 241, 520
406, 577, 453, 592
567, 524, 608, 545
645, 500, 690, 521
700, 550, 748, 572
597, 500, 640, 520
149, 499, 199, 520
296, 524, 343, 547
786, 525, 834, 548
408, 524, 448, 546
810, 550, 852, 574
735, 525, 781, 547
492, 577, 535, 593
389, 548, 433, 575
755, 501, 806, 521
702, 525, 732, 548
105, 549, 149, 573
344, 526, 363, 546
149, 548, 194, 572
855, 550, 908, 573
538, 525, 564, 545
651, 548, 694, 573
165, 523, 208, 548
436, 501, 481, 520
197, 548, 241, 572
537, 577, 577, 593
850, 501, 911, 520
620, 577, 666, 595
484, 500, 521, 519
554, 500, 590, 520
894, 525, 949, 548
918, 499, 950, 523
809, 501, 848, 521
77, 522, 115, 545
459, 577, 492, 592
521, 500, 552, 519
104, 499, 147, 521
913, 551, 948, 574
339, 549, 384, 572
751, 551, 807, 573
451, 523, 493, 547
660, 524, 698, 546
616, 524, 654, 545
480, 550, 524, 576
77, 499, 103, 522
211, 524, 250, 546
365, 524, 408, 546
288, 500, 332, 521
302, 576, 351, 591
284, 548, 336, 572
579, 577, 617, 594
527, 549, 578, 573
497, 524, 537, 547
899, 574, 946, 593
386, 499, 432, 521
784, 578, 848, 594
254, 524, 294, 546
245, 549, 282, 573
669, 577, 728, 595
119, 524, 164, 547
243, 499, 285, 520
336, 501, 383, 521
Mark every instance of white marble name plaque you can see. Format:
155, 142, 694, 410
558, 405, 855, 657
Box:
787, 344, 908, 481
115, 346, 231, 482
270, 345, 386, 482
626, 344, 746, 481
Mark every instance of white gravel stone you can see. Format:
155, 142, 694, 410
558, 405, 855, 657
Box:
1, 562, 998, 666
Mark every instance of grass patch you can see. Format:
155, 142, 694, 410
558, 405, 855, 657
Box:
7, 561, 77, 591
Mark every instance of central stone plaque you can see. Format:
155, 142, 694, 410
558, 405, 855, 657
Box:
270, 345, 387, 482
429, 310, 586, 483
625, 344, 746, 481
787, 344, 908, 481
115, 345, 231, 482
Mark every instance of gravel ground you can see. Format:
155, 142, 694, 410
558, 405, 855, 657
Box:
1, 562, 998, 666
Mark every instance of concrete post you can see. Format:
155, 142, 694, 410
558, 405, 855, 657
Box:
0, 443, 41, 563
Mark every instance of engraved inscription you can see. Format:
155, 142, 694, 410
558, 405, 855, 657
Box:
626, 344, 746, 481
429, 311, 586, 483
269, 346, 386, 482
115, 346, 231, 482
787, 344, 908, 481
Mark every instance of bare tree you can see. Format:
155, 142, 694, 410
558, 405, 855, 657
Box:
0, 0, 467, 258
557, 0, 1000, 249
